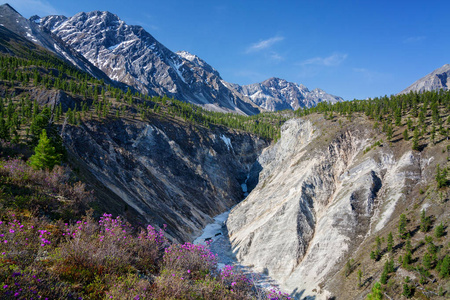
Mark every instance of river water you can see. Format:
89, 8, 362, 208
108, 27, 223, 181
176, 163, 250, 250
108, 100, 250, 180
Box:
193, 181, 284, 293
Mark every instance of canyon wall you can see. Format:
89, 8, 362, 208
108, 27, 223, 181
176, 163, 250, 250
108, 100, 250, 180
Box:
227, 116, 428, 299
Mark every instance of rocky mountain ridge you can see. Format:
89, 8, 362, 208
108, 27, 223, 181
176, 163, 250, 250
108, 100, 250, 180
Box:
400, 64, 450, 94
0, 4, 114, 84
36, 8, 340, 114
235, 77, 343, 111
38, 10, 261, 115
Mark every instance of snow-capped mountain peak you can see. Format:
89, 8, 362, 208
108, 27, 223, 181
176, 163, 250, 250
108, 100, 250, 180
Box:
234, 77, 342, 111
40, 12, 259, 115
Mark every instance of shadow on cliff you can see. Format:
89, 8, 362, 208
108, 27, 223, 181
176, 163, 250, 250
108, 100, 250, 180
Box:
290, 288, 316, 300
245, 161, 263, 192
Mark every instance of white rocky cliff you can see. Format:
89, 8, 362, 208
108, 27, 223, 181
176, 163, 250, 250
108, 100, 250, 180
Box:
226, 116, 424, 299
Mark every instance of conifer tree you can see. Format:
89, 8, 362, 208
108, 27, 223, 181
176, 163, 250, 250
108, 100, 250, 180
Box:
435, 164, 448, 188
431, 125, 436, 144
407, 117, 413, 130
380, 269, 388, 284
375, 236, 382, 259
420, 209, 431, 232
403, 129, 409, 141
388, 259, 394, 273
405, 233, 412, 252
28, 129, 61, 170
366, 282, 383, 300
387, 232, 394, 253
423, 252, 432, 270
399, 214, 407, 239
30, 106, 51, 145
402, 280, 414, 298
387, 125, 393, 141
403, 251, 412, 269
412, 127, 420, 150
357, 269, 363, 288
439, 255, 449, 278
434, 222, 444, 238
0, 118, 10, 141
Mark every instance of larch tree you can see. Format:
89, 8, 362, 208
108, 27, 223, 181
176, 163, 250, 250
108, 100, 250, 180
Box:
28, 129, 62, 170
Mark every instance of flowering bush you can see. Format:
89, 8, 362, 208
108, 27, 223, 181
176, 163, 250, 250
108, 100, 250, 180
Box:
0, 158, 92, 217
0, 212, 53, 267
0, 269, 81, 299
104, 272, 152, 300
54, 213, 167, 282
266, 288, 292, 300
219, 265, 253, 295
163, 242, 217, 276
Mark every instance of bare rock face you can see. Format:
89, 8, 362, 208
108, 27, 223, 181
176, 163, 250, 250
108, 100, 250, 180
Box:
400, 64, 450, 94
234, 77, 343, 111
227, 117, 422, 298
62, 118, 268, 242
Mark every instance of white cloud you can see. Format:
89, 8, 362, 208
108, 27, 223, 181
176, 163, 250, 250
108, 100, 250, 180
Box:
269, 51, 284, 61
6, 0, 59, 17
246, 36, 284, 53
300, 53, 348, 67
403, 36, 426, 44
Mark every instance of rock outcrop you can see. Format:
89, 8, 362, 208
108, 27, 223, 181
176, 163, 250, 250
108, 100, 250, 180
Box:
62, 117, 268, 242
227, 116, 423, 298
400, 64, 450, 94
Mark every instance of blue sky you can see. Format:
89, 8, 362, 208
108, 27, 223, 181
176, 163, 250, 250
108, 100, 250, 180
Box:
5, 0, 450, 100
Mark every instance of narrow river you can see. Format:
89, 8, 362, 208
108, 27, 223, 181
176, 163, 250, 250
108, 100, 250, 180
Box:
193, 180, 284, 293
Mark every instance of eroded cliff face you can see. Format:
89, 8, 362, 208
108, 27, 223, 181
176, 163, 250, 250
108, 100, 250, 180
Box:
62, 117, 268, 242
227, 116, 424, 299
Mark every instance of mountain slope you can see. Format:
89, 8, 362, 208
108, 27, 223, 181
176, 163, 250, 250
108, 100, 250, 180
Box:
0, 4, 113, 83
400, 64, 450, 94
40, 11, 260, 115
235, 77, 343, 111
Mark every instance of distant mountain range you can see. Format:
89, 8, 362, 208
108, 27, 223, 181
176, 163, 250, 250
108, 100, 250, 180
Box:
0, 3, 346, 115
235, 77, 343, 111
400, 64, 450, 94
